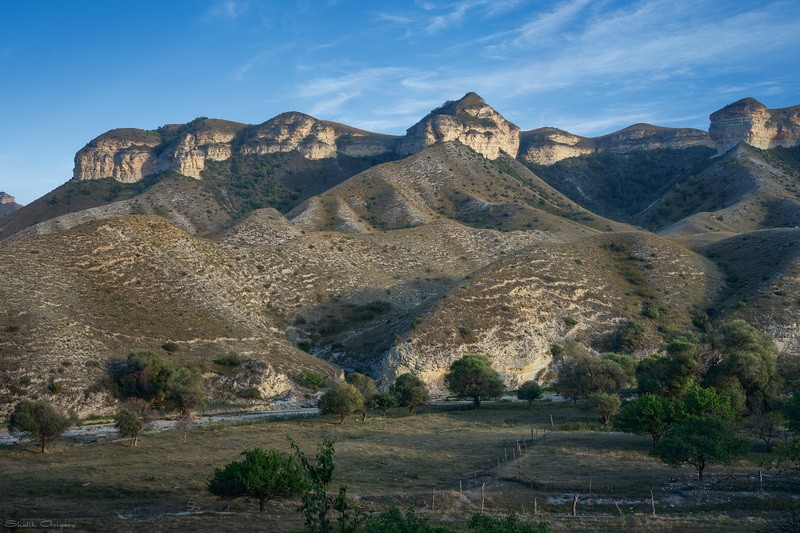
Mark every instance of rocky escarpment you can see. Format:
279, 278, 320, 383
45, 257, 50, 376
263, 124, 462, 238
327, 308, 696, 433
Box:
397, 92, 520, 159
74, 115, 399, 183
519, 124, 713, 165
710, 98, 800, 155
0, 192, 21, 216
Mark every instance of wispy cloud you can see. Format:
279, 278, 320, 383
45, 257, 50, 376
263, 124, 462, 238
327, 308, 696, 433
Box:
203, 0, 249, 22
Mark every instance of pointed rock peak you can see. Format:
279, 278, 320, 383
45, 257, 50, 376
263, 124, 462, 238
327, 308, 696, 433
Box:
399, 91, 520, 159
0, 192, 16, 205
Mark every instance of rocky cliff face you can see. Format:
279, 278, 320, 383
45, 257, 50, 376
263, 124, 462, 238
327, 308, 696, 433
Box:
519, 124, 713, 165
74, 115, 399, 183
0, 192, 21, 216
397, 92, 520, 160
709, 98, 800, 155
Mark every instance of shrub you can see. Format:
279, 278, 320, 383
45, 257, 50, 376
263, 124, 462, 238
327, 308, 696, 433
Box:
391, 373, 429, 414
161, 341, 180, 353
517, 381, 543, 409
373, 392, 398, 416
468, 512, 549, 532
214, 354, 243, 367
300, 371, 327, 392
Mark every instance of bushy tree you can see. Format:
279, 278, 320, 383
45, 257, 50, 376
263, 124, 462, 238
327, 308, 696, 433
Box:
555, 354, 627, 401
587, 392, 621, 425
115, 408, 145, 447
706, 319, 781, 412
654, 414, 749, 480
319, 384, 364, 423
636, 339, 700, 399
468, 512, 549, 533
208, 447, 307, 512
8, 400, 74, 453
291, 437, 337, 533
517, 381, 543, 409
614, 393, 676, 446
346, 372, 377, 420
444, 354, 505, 409
373, 392, 398, 416
111, 351, 205, 415
391, 373, 429, 414
678, 384, 738, 421
785, 394, 800, 434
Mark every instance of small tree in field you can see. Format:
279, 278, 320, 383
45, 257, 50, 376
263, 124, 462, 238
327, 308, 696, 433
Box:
319, 384, 364, 423
346, 373, 377, 420
115, 408, 144, 447
8, 400, 73, 453
373, 392, 398, 416
444, 354, 505, 409
114, 398, 150, 447
208, 447, 307, 512
587, 392, 621, 425
517, 381, 543, 409
391, 373, 429, 414
614, 393, 676, 446
654, 414, 749, 480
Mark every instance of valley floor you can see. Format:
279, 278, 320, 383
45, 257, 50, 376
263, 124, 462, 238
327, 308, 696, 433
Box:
0, 401, 795, 532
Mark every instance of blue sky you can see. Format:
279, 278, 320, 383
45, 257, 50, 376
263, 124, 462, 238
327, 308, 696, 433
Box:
1, 0, 799, 204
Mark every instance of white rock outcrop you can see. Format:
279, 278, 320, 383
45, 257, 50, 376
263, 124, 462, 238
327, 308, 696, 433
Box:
710, 98, 800, 155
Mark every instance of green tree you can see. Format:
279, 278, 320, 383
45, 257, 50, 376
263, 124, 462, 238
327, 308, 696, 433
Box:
346, 372, 377, 420
555, 354, 627, 401
319, 384, 364, 423
8, 400, 73, 454
208, 447, 307, 512
614, 393, 676, 446
373, 392, 398, 416
444, 354, 505, 409
114, 408, 145, 447
291, 437, 337, 533
587, 392, 621, 425
785, 394, 800, 433
654, 414, 749, 480
636, 339, 700, 399
302, 371, 327, 392
706, 319, 781, 412
391, 373, 429, 414
678, 384, 738, 422
517, 380, 543, 409
165, 365, 205, 415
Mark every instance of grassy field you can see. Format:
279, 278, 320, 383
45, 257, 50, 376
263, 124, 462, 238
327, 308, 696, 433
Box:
0, 400, 794, 532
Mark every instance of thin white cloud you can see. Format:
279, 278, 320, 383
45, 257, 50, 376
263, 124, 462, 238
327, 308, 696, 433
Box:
203, 0, 249, 22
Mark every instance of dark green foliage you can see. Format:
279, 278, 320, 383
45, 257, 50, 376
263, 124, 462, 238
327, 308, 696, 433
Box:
110, 351, 205, 414
161, 341, 180, 353
363, 505, 452, 533
654, 414, 750, 480
373, 392, 398, 416
300, 371, 327, 392
636, 339, 701, 399
214, 354, 243, 367
517, 380, 543, 409
468, 512, 549, 533
604, 353, 637, 387
785, 394, 800, 434
525, 147, 715, 229
587, 392, 621, 425
291, 437, 338, 532
618, 320, 646, 353
319, 384, 364, 423
208, 447, 307, 512
678, 385, 739, 421
114, 408, 145, 447
346, 373, 377, 404
706, 319, 781, 412
444, 354, 505, 408
555, 353, 628, 401
8, 400, 73, 453
615, 393, 676, 446
391, 373, 429, 414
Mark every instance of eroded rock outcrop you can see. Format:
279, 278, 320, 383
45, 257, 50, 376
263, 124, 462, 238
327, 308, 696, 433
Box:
397, 92, 520, 159
710, 98, 800, 155
519, 124, 713, 165
0, 192, 21, 216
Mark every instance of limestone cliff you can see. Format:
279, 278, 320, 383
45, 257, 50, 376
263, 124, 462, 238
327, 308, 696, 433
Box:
709, 98, 800, 155
519, 124, 713, 165
0, 192, 21, 216
397, 92, 520, 159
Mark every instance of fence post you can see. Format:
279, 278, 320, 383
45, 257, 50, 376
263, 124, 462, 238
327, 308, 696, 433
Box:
572, 494, 579, 517
481, 482, 486, 513
650, 489, 656, 516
